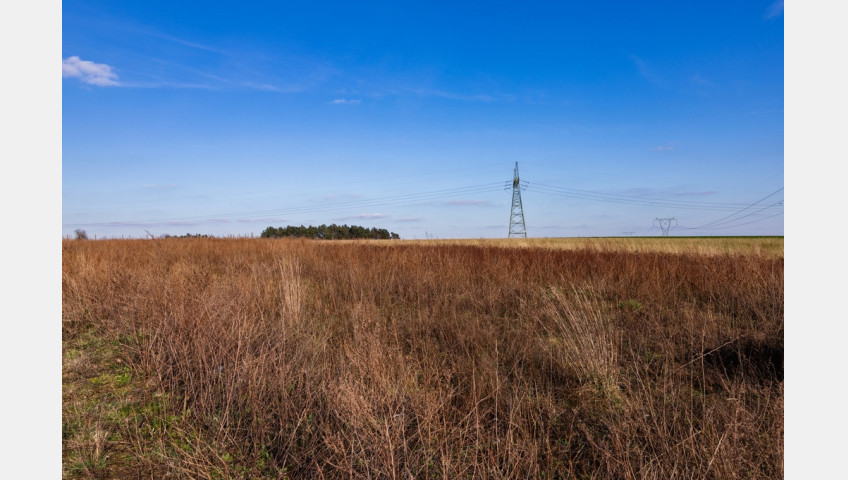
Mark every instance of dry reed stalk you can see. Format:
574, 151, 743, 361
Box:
63, 237, 783, 479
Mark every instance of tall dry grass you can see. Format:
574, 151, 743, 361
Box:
62, 238, 783, 479
381, 236, 784, 258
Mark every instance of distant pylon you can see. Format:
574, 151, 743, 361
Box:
508, 162, 527, 238
653, 217, 677, 236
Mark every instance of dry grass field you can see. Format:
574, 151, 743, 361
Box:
62, 237, 783, 479
360, 236, 784, 258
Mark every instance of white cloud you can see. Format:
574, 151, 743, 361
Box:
328, 98, 362, 105
62, 56, 119, 86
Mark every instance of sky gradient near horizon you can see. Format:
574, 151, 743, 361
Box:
62, 0, 784, 239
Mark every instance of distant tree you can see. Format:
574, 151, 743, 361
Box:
74, 229, 88, 240
261, 224, 399, 240
161, 233, 211, 239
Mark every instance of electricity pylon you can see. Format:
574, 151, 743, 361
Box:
508, 162, 527, 238
653, 217, 677, 236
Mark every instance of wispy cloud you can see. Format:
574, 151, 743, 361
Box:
533, 224, 593, 231
443, 199, 492, 206
65, 13, 336, 92
160, 221, 203, 227
672, 191, 716, 197
118, 80, 221, 90
620, 187, 657, 197
62, 56, 119, 86
620, 186, 716, 198
403, 87, 497, 102
764, 1, 784, 19
315, 193, 362, 202
242, 82, 311, 94
328, 98, 362, 105
332, 213, 391, 221
652, 144, 675, 151
629, 55, 663, 87
121, 78, 319, 93
689, 74, 714, 87
86, 14, 225, 54
87, 220, 202, 228
65, 217, 293, 228
163, 143, 219, 149
238, 217, 288, 224
139, 30, 223, 54
142, 184, 178, 190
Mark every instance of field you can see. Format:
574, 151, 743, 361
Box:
351, 236, 784, 258
62, 237, 783, 479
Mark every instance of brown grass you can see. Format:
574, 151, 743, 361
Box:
63, 237, 783, 479
364, 236, 784, 258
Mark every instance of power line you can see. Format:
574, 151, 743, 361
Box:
64, 163, 509, 210
528, 183, 771, 212
682, 188, 784, 230
63, 182, 504, 228
682, 211, 784, 231
64, 165, 784, 236
678, 201, 783, 230
531, 182, 767, 207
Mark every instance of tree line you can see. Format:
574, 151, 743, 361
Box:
260, 224, 400, 240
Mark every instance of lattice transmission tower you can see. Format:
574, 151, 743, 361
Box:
507, 162, 528, 238
653, 217, 677, 236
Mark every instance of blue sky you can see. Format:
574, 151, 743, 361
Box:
62, 0, 784, 238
